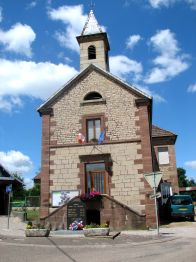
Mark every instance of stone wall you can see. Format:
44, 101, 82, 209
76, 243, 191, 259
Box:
50, 70, 140, 145
42, 195, 146, 230
80, 40, 107, 71
153, 144, 179, 194
49, 142, 146, 215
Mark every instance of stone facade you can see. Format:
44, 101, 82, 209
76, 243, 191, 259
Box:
153, 143, 179, 194
49, 143, 145, 214
38, 10, 179, 228
50, 70, 140, 145
78, 36, 109, 71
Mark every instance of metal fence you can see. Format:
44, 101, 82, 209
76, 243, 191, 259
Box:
11, 196, 40, 208
10, 196, 40, 221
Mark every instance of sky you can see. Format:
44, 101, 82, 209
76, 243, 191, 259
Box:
0, 0, 195, 188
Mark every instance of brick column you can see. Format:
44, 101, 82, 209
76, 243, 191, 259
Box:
136, 99, 156, 227
40, 109, 52, 218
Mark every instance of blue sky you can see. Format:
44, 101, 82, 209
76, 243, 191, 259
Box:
0, 0, 195, 188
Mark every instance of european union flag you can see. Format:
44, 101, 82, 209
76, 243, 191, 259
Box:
98, 129, 106, 144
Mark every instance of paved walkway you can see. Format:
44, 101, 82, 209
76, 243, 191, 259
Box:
0, 215, 196, 239
0, 216, 26, 237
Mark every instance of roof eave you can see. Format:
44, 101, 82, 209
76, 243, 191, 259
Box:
37, 64, 152, 115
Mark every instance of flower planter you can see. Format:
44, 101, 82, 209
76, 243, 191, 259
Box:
25, 229, 50, 237
83, 227, 110, 237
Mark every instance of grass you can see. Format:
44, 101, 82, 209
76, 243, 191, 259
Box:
26, 209, 40, 221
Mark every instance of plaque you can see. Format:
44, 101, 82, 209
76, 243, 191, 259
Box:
67, 199, 86, 229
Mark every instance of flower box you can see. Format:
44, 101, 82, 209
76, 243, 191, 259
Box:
83, 227, 110, 237
25, 229, 50, 237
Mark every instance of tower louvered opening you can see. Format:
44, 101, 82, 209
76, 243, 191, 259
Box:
88, 45, 96, 60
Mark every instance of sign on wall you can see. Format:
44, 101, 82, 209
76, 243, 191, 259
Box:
52, 190, 80, 207
67, 199, 86, 229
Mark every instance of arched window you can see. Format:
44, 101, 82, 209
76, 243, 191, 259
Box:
84, 92, 102, 101
88, 45, 96, 60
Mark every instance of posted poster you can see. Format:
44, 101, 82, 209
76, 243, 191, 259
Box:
52, 190, 80, 207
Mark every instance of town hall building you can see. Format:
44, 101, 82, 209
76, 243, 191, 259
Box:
37, 10, 179, 229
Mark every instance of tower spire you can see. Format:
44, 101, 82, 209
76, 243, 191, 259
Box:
77, 8, 110, 71
89, 0, 95, 11
81, 9, 102, 36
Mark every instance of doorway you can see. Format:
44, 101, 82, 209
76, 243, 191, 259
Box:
86, 209, 100, 225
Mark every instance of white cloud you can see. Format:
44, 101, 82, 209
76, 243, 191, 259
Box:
24, 177, 34, 189
0, 59, 78, 112
149, 0, 196, 9
110, 55, 143, 81
187, 83, 196, 92
149, 0, 176, 8
136, 85, 166, 103
0, 6, 3, 22
187, 0, 196, 9
0, 23, 36, 57
48, 5, 87, 52
26, 1, 37, 10
185, 160, 196, 169
126, 34, 142, 49
0, 150, 33, 175
123, 0, 131, 7
145, 29, 189, 84
0, 96, 22, 113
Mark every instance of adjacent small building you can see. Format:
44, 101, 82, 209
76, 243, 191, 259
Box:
0, 164, 23, 215
37, 10, 179, 229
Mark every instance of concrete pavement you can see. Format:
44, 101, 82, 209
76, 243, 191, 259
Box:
0, 215, 196, 241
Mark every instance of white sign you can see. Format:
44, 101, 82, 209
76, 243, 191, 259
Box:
144, 172, 163, 189
149, 192, 162, 200
52, 190, 79, 207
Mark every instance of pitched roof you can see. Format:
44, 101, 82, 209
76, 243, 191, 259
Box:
152, 125, 177, 138
38, 64, 152, 114
0, 163, 23, 185
33, 173, 41, 182
81, 10, 103, 36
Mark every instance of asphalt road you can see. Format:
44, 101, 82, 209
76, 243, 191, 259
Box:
0, 232, 195, 262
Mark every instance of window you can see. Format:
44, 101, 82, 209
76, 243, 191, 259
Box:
84, 92, 102, 101
81, 114, 105, 144
88, 45, 96, 60
158, 147, 169, 165
86, 163, 106, 193
87, 118, 101, 142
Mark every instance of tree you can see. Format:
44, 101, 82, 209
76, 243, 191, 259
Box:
12, 173, 27, 199
177, 168, 189, 187
177, 167, 196, 201
27, 183, 40, 196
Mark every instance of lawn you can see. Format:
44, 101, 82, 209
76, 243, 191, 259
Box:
26, 209, 40, 221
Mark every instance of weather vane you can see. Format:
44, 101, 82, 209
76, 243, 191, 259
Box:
89, 0, 95, 10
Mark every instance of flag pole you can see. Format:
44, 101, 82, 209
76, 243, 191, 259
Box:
7, 192, 10, 229
153, 172, 159, 236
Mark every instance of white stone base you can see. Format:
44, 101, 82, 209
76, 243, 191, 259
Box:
83, 228, 110, 237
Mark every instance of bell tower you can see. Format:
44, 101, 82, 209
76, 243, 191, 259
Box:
76, 10, 110, 71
